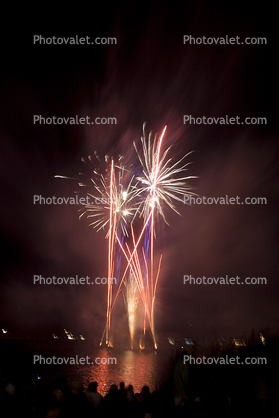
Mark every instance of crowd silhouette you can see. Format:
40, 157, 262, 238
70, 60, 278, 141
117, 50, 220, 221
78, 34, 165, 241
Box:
1, 372, 277, 417
1, 341, 277, 418
1, 377, 160, 418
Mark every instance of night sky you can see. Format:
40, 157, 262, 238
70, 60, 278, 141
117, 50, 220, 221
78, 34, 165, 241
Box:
1, 2, 278, 344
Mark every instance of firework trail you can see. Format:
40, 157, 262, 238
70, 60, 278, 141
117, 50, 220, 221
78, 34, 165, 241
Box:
55, 124, 196, 349
56, 156, 139, 347
123, 269, 140, 349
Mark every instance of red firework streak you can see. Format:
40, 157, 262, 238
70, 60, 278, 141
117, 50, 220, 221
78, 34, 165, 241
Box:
101, 126, 167, 349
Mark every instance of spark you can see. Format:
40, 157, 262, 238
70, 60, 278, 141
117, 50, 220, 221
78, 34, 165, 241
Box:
133, 123, 197, 224
79, 161, 139, 237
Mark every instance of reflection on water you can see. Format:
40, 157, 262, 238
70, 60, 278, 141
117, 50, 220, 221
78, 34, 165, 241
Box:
0, 340, 170, 396
83, 349, 161, 395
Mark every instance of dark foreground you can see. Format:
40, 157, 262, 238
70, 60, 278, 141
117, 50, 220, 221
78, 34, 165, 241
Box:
1, 332, 279, 417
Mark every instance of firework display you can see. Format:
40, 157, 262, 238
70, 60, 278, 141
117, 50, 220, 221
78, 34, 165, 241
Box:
56, 124, 196, 349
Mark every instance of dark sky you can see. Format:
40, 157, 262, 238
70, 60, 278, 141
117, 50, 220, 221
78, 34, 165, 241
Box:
0, 2, 278, 344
